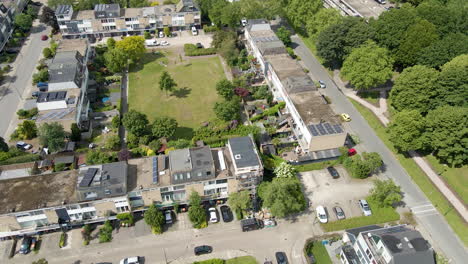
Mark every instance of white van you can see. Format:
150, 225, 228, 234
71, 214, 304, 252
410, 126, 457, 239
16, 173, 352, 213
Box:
191, 26, 198, 36
165, 210, 172, 224
209, 208, 218, 223
316, 206, 328, 223
145, 39, 158, 46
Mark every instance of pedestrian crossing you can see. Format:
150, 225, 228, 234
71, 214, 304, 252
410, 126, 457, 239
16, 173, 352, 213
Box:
411, 203, 439, 217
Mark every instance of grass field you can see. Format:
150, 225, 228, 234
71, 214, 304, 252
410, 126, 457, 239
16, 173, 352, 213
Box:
128, 50, 225, 138
349, 98, 468, 246
305, 241, 332, 264
193, 256, 258, 264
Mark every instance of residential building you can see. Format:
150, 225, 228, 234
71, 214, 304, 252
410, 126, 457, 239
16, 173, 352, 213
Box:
55, 0, 201, 39
245, 20, 346, 158
341, 225, 435, 264
0, 0, 29, 52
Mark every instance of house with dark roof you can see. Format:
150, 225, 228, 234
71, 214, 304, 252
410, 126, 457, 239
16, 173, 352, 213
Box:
169, 146, 216, 185
340, 225, 435, 264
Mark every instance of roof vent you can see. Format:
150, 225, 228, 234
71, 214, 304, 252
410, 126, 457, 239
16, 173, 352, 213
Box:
58, 72, 62, 74
397, 243, 403, 249
404, 237, 409, 242
235, 154, 242, 160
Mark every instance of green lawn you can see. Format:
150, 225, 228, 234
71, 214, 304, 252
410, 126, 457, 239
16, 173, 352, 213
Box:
128, 50, 225, 138
357, 91, 380, 106
349, 98, 468, 246
320, 199, 400, 232
226, 256, 258, 264
305, 241, 332, 264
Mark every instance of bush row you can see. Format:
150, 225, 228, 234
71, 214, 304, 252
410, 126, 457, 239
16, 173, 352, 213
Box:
184, 44, 217, 56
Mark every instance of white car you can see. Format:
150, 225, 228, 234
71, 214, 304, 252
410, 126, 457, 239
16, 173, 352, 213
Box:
160, 40, 169, 46
209, 207, 218, 223
191, 26, 198, 36
120, 256, 140, 264
159, 31, 165, 38
145, 39, 159, 46
359, 199, 372, 216
316, 206, 328, 223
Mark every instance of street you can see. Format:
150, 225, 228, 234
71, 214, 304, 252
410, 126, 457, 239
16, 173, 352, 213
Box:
0, 21, 51, 139
291, 35, 468, 263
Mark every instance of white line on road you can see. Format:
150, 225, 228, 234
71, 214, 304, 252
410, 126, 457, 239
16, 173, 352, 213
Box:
413, 208, 438, 214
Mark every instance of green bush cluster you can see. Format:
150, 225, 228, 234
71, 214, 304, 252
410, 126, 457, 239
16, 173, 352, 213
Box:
250, 102, 286, 122
58, 233, 66, 248
193, 259, 224, 264
0, 150, 39, 166
32, 69, 49, 84
203, 25, 217, 33
184, 44, 217, 56
16, 108, 38, 119
117, 212, 135, 226
98, 221, 113, 243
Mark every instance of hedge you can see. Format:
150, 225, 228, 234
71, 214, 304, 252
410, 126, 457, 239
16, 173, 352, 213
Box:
0, 154, 40, 165
203, 25, 217, 33
250, 102, 286, 122
184, 44, 217, 56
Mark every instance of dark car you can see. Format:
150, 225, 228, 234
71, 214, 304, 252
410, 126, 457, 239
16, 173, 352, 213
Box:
333, 206, 346, 220
194, 245, 212, 256
275, 252, 288, 264
32, 91, 40, 98
220, 205, 232, 222
41, 35, 48, 41
19, 237, 32, 254
326, 166, 339, 179
196, 42, 203, 49
37, 82, 48, 88
307, 252, 316, 264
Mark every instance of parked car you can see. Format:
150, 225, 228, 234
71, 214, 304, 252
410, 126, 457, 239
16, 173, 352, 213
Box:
240, 218, 261, 232
318, 80, 326, 88
36, 82, 48, 88
209, 207, 218, 223
195, 42, 203, 49
348, 148, 357, 156
19, 237, 32, 254
340, 113, 351, 122
16, 141, 32, 150
32, 91, 40, 98
220, 205, 232, 222
326, 166, 340, 179
160, 40, 169, 46
333, 206, 346, 220
194, 245, 212, 255
145, 39, 159, 46
275, 252, 289, 264
316, 206, 328, 223
41, 35, 48, 41
119, 256, 140, 264
165, 210, 173, 224
375, 0, 386, 4
159, 31, 165, 38
359, 199, 372, 216
191, 26, 198, 36
5, 49, 19, 54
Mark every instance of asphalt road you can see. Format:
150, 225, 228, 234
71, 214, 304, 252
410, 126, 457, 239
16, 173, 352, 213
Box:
0, 23, 51, 139
291, 35, 468, 263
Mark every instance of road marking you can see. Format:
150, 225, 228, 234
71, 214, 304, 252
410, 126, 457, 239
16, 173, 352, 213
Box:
411, 204, 438, 216
411, 203, 434, 210
413, 208, 437, 214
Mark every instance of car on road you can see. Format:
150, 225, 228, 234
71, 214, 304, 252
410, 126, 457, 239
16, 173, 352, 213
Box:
209, 207, 218, 223
359, 199, 372, 216
340, 113, 351, 122
41, 35, 48, 41
348, 148, 357, 156
240, 218, 261, 232
326, 166, 339, 179
194, 245, 212, 255
318, 80, 326, 88
16, 141, 32, 150
220, 205, 232, 222
275, 252, 289, 264
333, 206, 346, 220
191, 26, 198, 36
160, 40, 169, 46
119, 256, 140, 264
195, 42, 203, 49
316, 206, 328, 223
19, 237, 32, 254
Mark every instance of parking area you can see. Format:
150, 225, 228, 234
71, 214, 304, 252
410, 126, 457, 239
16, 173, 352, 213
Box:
299, 166, 374, 222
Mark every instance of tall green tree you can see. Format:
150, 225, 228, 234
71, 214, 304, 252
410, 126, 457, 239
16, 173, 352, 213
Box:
285, 0, 321, 31
159, 71, 177, 96
395, 19, 439, 67
370, 179, 402, 208
214, 98, 240, 121
104, 48, 128, 73
228, 190, 251, 214
39, 6, 59, 31
151, 116, 178, 139
38, 123, 65, 153
276, 26, 292, 46
417, 33, 468, 69
306, 8, 343, 38
215, 79, 235, 100
107, 37, 116, 49
16, 120, 37, 140
0, 136, 8, 152
258, 177, 306, 218
70, 123, 81, 142
14, 14, 33, 31
388, 110, 427, 152
122, 110, 149, 137
435, 54, 468, 108
341, 41, 393, 90
425, 106, 468, 166
188, 191, 207, 229
144, 204, 165, 234
389, 65, 439, 113
115, 36, 146, 63
416, 0, 467, 36
362, 152, 383, 174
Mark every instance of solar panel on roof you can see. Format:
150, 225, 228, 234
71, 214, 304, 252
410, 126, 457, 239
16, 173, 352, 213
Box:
333, 124, 343, 133
317, 123, 327, 135
324, 123, 335, 134
309, 125, 319, 136
79, 168, 98, 187
58, 91, 67, 100
152, 156, 158, 183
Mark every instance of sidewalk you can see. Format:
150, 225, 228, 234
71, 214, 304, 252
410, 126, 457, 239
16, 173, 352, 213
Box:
333, 71, 468, 223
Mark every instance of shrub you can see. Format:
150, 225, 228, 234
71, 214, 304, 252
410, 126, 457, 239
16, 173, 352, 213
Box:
286, 47, 297, 59
42, 47, 52, 58
144, 31, 152, 39
54, 163, 67, 172
203, 25, 217, 33
16, 108, 38, 119
98, 221, 113, 243
59, 233, 66, 248
32, 69, 48, 84
184, 44, 217, 56
250, 102, 286, 122
193, 259, 224, 264
117, 212, 134, 226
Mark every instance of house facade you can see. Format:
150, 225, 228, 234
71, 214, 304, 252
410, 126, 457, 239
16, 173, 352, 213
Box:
0, 0, 29, 52
55, 0, 200, 39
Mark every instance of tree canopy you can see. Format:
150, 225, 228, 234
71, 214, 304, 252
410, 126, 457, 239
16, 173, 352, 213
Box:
228, 190, 251, 213
159, 71, 177, 96
258, 177, 306, 218
306, 8, 343, 38
16, 120, 37, 140
370, 179, 402, 208
122, 110, 149, 137
144, 204, 165, 234
104, 48, 128, 73
435, 54, 468, 108
214, 98, 240, 121
151, 116, 178, 139
115, 36, 146, 63
285, 0, 321, 31
188, 191, 207, 228
215, 79, 235, 100
276, 26, 292, 46
38, 122, 65, 152
0, 137, 8, 152
388, 110, 427, 152
341, 40, 393, 90
417, 33, 468, 69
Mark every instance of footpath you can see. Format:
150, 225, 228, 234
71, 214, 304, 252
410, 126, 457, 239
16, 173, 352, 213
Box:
333, 72, 468, 223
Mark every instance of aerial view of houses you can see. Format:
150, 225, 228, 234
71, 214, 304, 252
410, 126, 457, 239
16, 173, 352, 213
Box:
0, 0, 466, 264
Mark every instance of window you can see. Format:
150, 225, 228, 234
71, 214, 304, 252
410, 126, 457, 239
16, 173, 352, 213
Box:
174, 174, 178, 180
207, 171, 211, 176
216, 179, 227, 184
173, 185, 185, 190
104, 189, 111, 195
186, 172, 190, 179
208, 180, 215, 185
160, 187, 169, 192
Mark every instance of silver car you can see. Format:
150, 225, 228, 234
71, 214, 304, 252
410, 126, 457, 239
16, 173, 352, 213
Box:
359, 199, 372, 216
333, 206, 346, 220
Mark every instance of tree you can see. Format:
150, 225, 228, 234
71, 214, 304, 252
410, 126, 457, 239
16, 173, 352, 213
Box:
344, 155, 371, 179
416, 0, 466, 37
285, 0, 322, 31
111, 115, 121, 130
214, 99, 240, 121
70, 123, 81, 142
425, 106, 468, 166
341, 41, 393, 90
274, 162, 296, 178
395, 19, 439, 67
188, 191, 207, 228
215, 79, 235, 100
105, 135, 121, 150
276, 26, 291, 46
43, 48, 53, 59
39, 6, 59, 31
107, 37, 116, 49
159, 71, 177, 96
104, 48, 128, 73
98, 220, 113, 243
306, 8, 343, 38
115, 36, 146, 63
32, 69, 49, 84
388, 110, 427, 152
417, 33, 468, 69
129, 0, 150, 8
258, 177, 306, 218
317, 17, 374, 66
38, 123, 65, 152
16, 120, 37, 140
370, 179, 402, 208
148, 140, 161, 152
122, 110, 149, 137
362, 152, 383, 174
144, 204, 165, 234
86, 150, 116, 165
389, 65, 439, 114
14, 14, 33, 32
435, 54, 468, 108
0, 136, 8, 152
228, 190, 251, 214
144, 31, 152, 39
163, 27, 170, 37
151, 116, 178, 139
